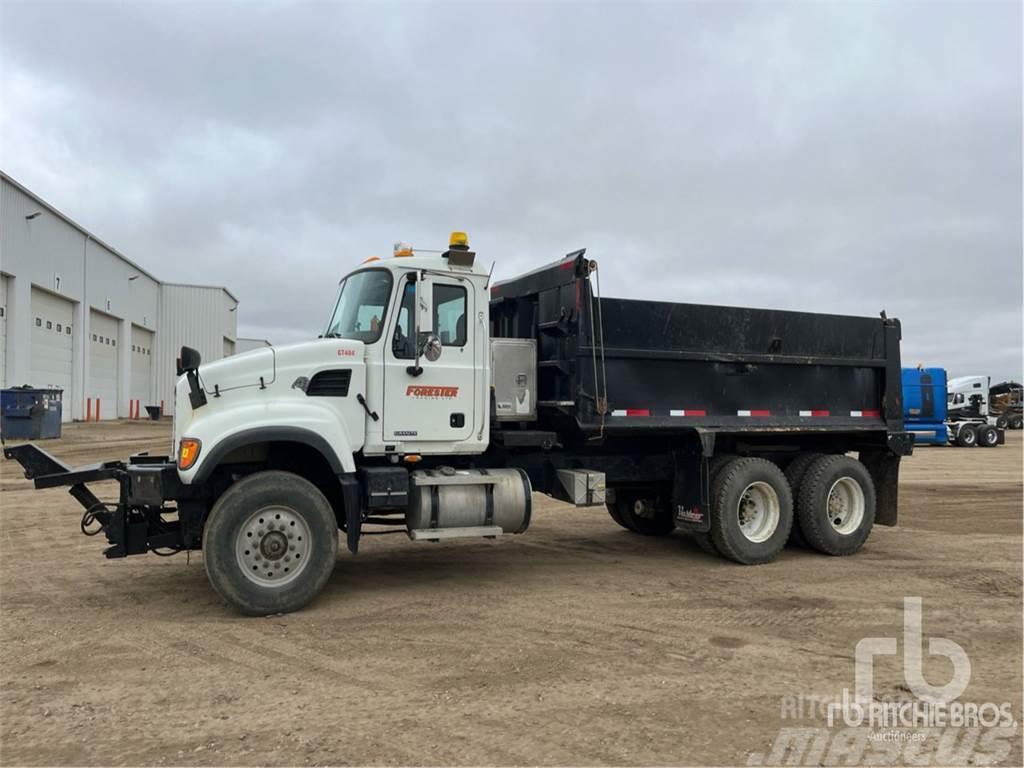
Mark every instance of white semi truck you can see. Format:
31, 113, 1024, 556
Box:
5, 233, 913, 615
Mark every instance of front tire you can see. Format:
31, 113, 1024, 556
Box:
710, 458, 793, 564
1010, 415, 1023, 430
203, 470, 339, 615
796, 456, 876, 556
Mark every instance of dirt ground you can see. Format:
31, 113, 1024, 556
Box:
1, 421, 1021, 766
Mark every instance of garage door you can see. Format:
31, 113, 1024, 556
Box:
88, 310, 119, 420
0, 276, 8, 389
30, 287, 74, 421
130, 325, 154, 414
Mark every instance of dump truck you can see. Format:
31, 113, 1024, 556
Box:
4, 233, 913, 614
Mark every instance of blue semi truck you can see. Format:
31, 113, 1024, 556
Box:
902, 368, 1005, 447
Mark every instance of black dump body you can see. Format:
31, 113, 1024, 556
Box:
491, 250, 908, 449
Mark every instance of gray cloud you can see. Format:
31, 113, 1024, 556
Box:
1, 1, 1020, 381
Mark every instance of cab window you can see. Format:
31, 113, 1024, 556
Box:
434, 284, 467, 346
391, 282, 416, 359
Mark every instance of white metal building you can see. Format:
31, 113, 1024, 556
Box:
235, 337, 272, 354
0, 171, 238, 420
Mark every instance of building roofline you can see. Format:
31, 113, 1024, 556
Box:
161, 282, 239, 303
1, 169, 239, 304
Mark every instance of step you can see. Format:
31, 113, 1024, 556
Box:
408, 526, 504, 541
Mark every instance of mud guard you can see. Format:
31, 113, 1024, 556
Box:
338, 473, 363, 554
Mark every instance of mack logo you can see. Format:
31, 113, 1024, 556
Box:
406, 385, 459, 398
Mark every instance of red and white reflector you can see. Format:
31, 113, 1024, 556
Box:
850, 409, 881, 418
611, 409, 651, 417
799, 410, 830, 417
737, 409, 771, 417
669, 409, 706, 417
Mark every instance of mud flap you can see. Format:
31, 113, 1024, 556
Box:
859, 449, 901, 527
339, 473, 362, 554
671, 447, 711, 533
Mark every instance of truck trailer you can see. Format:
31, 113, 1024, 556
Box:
4, 234, 913, 615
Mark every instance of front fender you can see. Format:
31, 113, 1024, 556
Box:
180, 401, 358, 484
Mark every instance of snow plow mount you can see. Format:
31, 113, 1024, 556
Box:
3, 443, 189, 558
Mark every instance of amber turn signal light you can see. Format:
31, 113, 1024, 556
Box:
178, 438, 202, 470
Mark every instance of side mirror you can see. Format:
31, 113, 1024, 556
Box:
421, 333, 442, 362
177, 345, 202, 376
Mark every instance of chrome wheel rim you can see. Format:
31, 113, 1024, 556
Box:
235, 506, 311, 587
736, 481, 780, 543
827, 477, 865, 535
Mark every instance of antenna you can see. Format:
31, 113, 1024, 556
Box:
484, 261, 496, 289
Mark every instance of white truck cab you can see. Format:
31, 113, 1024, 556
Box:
174, 234, 493, 486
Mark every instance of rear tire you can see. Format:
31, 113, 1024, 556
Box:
994, 415, 1009, 430
955, 424, 977, 447
977, 425, 999, 447
203, 470, 339, 615
710, 458, 793, 565
783, 453, 826, 547
1010, 415, 1023, 430
796, 456, 875, 556
612, 489, 675, 536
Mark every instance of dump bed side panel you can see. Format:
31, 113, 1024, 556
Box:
490, 252, 904, 436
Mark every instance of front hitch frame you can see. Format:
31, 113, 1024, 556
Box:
3, 443, 187, 558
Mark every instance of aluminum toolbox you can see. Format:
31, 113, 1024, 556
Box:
490, 338, 537, 422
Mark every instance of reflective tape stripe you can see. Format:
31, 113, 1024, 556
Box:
738, 409, 770, 417
799, 410, 830, 417
670, 409, 706, 417
850, 410, 881, 418
611, 409, 651, 417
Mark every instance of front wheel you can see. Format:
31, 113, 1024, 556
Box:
203, 470, 339, 615
994, 415, 1009, 430
1010, 415, 1023, 430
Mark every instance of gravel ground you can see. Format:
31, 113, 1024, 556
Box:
1, 421, 1020, 766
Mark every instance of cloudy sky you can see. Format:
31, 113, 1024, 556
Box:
1, 1, 1020, 381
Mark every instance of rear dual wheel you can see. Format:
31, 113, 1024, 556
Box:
607, 489, 675, 536
955, 424, 977, 447
709, 458, 793, 565
977, 425, 999, 447
795, 456, 876, 556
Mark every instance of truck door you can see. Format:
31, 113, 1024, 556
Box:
383, 273, 476, 445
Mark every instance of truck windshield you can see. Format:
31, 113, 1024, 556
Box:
324, 269, 394, 343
